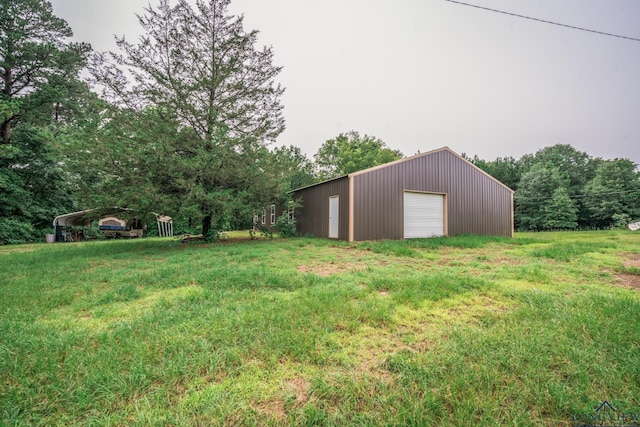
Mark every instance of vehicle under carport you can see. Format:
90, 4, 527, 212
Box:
52, 209, 173, 242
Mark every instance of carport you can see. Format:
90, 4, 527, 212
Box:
52, 208, 174, 242
52, 209, 98, 242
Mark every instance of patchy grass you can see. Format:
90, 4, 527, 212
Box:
1, 231, 639, 425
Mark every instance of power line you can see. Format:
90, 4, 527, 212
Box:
444, 0, 640, 43
516, 188, 640, 201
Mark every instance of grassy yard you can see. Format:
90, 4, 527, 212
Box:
1, 231, 639, 426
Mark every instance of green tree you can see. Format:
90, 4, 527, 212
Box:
521, 144, 599, 227
90, 0, 285, 235
583, 159, 640, 228
63, 105, 177, 216
1, 0, 90, 144
271, 145, 317, 191
542, 187, 578, 230
314, 131, 403, 180
464, 144, 639, 231
466, 154, 522, 191
0, 125, 80, 243
523, 145, 594, 191
0, 0, 91, 243
514, 163, 568, 231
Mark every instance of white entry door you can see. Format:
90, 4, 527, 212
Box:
329, 196, 339, 239
404, 192, 444, 238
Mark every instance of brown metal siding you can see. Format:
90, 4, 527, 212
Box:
256, 203, 284, 231
352, 149, 513, 240
293, 177, 350, 240
352, 164, 403, 240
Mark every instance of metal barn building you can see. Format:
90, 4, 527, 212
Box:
292, 147, 514, 241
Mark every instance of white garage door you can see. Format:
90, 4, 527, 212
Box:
404, 192, 444, 238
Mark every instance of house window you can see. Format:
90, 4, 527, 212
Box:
261, 208, 266, 225
270, 204, 276, 224
288, 205, 295, 220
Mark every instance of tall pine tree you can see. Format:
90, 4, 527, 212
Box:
1, 0, 90, 243
1, 0, 90, 143
90, 0, 285, 235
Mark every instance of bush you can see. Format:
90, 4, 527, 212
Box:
0, 217, 37, 245
612, 213, 631, 229
250, 225, 273, 239
205, 229, 227, 243
275, 212, 297, 238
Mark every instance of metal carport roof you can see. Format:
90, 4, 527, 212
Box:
53, 208, 141, 227
52, 209, 96, 227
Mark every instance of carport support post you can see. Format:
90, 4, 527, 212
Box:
54, 223, 63, 242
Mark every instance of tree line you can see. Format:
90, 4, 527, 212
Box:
465, 144, 640, 231
1, 0, 638, 244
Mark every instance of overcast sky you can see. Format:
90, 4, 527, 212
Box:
50, 0, 640, 165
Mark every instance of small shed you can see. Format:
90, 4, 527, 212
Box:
292, 147, 513, 241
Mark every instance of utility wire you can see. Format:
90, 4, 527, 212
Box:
516, 188, 640, 201
444, 0, 640, 43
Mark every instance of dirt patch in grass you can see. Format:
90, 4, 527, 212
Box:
608, 253, 640, 290
615, 274, 640, 291
441, 297, 510, 319
437, 249, 521, 267
325, 326, 407, 388
622, 253, 640, 268
297, 262, 364, 276
297, 264, 352, 277
285, 377, 310, 405
355, 338, 405, 383
251, 376, 310, 421
488, 255, 523, 266
252, 398, 287, 421
294, 246, 387, 276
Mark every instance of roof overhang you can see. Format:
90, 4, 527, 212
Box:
53, 209, 96, 227
289, 174, 349, 193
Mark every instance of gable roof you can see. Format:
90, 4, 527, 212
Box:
292, 146, 514, 193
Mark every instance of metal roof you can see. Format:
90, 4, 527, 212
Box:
53, 209, 96, 227
53, 208, 171, 227
290, 147, 514, 194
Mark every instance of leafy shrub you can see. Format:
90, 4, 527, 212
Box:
612, 213, 631, 229
0, 217, 36, 245
205, 229, 227, 243
261, 226, 273, 239
171, 221, 201, 236
275, 212, 297, 238
248, 225, 273, 239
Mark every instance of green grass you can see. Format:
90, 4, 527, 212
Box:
1, 231, 639, 425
